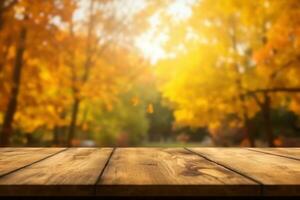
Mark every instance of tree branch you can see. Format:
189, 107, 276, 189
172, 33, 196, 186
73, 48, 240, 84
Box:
247, 87, 300, 94
270, 56, 300, 81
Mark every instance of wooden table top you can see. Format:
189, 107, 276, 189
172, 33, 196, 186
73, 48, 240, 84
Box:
0, 147, 299, 196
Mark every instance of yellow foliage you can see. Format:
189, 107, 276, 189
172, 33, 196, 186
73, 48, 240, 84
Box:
1, 0, 300, 145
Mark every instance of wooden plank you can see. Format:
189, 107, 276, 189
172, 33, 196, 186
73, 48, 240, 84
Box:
0, 148, 65, 177
0, 148, 113, 196
97, 148, 259, 196
188, 148, 300, 196
248, 148, 300, 161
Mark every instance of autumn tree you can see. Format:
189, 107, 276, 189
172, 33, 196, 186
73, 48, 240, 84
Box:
154, 0, 300, 146
0, 0, 75, 146
64, 0, 156, 146
249, 0, 300, 146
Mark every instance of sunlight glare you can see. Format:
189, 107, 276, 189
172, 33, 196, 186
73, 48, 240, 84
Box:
135, 0, 197, 65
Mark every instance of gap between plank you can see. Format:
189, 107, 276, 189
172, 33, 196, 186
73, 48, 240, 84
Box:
0, 148, 68, 179
184, 148, 264, 196
94, 147, 116, 186
247, 148, 300, 162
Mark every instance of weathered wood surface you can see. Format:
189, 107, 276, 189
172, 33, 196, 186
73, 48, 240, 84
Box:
0, 148, 112, 196
248, 148, 300, 160
0, 147, 299, 196
98, 148, 258, 196
188, 148, 300, 196
0, 148, 65, 177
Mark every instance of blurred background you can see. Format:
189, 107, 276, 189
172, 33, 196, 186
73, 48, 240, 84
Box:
1, 0, 300, 147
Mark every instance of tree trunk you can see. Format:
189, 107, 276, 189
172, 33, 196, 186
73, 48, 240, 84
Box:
237, 83, 255, 147
26, 133, 34, 147
53, 126, 60, 146
67, 98, 80, 146
262, 93, 275, 147
53, 111, 67, 146
66, 0, 94, 146
0, 1, 4, 30
0, 0, 18, 31
0, 26, 27, 147
229, 19, 255, 147
244, 118, 255, 147
0, 1, 7, 31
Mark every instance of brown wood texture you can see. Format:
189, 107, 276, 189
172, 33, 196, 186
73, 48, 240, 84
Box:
188, 148, 300, 196
97, 148, 259, 196
0, 148, 65, 177
0, 148, 299, 196
248, 148, 300, 160
0, 148, 113, 196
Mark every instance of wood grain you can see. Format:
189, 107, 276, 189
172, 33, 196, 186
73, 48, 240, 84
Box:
97, 148, 259, 196
0, 148, 299, 196
0, 148, 113, 196
0, 148, 65, 177
188, 148, 300, 196
248, 148, 300, 160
